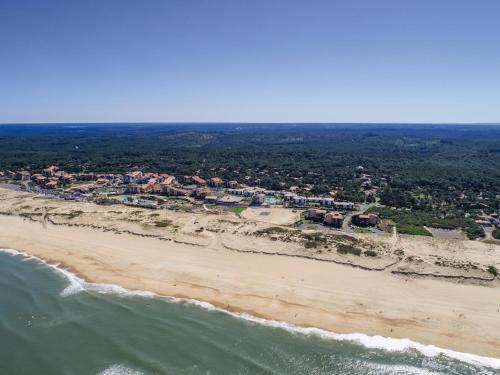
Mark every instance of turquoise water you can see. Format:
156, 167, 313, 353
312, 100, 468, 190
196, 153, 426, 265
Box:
0, 251, 498, 375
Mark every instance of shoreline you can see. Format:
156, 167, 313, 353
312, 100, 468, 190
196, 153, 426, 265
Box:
0, 212, 499, 359
1, 247, 500, 370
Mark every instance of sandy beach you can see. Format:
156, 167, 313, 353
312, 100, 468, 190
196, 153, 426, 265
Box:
0, 187, 499, 358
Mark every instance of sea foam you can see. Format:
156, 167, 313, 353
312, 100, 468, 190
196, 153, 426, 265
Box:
97, 364, 145, 375
2, 247, 499, 371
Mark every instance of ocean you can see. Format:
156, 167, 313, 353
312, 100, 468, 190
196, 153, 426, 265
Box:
0, 250, 498, 375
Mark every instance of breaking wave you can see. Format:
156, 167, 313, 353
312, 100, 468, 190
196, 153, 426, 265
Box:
2, 248, 499, 371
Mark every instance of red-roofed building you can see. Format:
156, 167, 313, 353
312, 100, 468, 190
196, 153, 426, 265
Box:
192, 176, 207, 186
323, 212, 344, 228
209, 177, 223, 188
351, 212, 379, 227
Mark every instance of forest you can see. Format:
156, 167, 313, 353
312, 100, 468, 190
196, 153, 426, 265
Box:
1, 123, 499, 238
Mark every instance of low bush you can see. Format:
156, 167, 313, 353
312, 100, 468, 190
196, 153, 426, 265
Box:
488, 265, 498, 277
364, 250, 378, 257
337, 244, 362, 256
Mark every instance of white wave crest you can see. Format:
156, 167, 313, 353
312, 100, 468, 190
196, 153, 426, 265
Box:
97, 364, 145, 375
1, 247, 499, 370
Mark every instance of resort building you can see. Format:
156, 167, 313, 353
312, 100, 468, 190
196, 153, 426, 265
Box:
351, 212, 379, 227
323, 212, 344, 228
42, 165, 59, 177
209, 177, 223, 188
162, 186, 189, 196
306, 208, 327, 220
191, 176, 207, 186
13, 171, 31, 181
284, 193, 353, 209
251, 193, 266, 205
123, 171, 143, 184
217, 195, 245, 206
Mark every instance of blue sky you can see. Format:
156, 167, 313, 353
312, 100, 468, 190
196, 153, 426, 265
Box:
1, 0, 499, 123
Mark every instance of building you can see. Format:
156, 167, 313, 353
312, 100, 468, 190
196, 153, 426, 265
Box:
162, 186, 189, 196
42, 165, 59, 177
323, 212, 343, 228
333, 201, 354, 210
216, 195, 244, 206
306, 208, 327, 220
191, 176, 207, 186
227, 188, 265, 197
56, 172, 76, 185
32, 174, 47, 185
150, 183, 163, 194
251, 193, 266, 205
284, 193, 353, 209
159, 174, 176, 185
227, 180, 239, 189
209, 177, 223, 188
123, 171, 143, 184
351, 212, 379, 227
45, 180, 59, 189
13, 171, 31, 181
192, 188, 211, 199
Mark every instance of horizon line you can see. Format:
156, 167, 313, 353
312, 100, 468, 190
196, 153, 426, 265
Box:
1, 121, 500, 126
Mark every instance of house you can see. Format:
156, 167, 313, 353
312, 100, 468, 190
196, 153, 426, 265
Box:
43, 165, 59, 177
74, 184, 96, 194
95, 178, 110, 186
208, 177, 224, 188
209, 177, 223, 188
57, 172, 76, 185
32, 174, 47, 185
123, 171, 143, 184
284, 193, 350, 209
163, 186, 189, 196
191, 176, 207, 186
252, 193, 266, 205
217, 195, 245, 206
127, 183, 152, 194
150, 183, 163, 194
14, 171, 31, 181
205, 195, 218, 203
192, 188, 211, 199
45, 180, 59, 189
160, 174, 176, 185
306, 208, 327, 220
333, 201, 354, 210
324, 212, 343, 228
227, 180, 239, 189
351, 212, 379, 227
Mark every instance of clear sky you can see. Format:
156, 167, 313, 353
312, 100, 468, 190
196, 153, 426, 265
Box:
1, 0, 499, 123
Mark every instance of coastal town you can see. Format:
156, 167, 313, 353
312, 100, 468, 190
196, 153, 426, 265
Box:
2, 165, 500, 237
0, 165, 384, 232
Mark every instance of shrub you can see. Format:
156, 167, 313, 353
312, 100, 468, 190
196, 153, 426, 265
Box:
465, 225, 485, 240
154, 219, 172, 227
488, 266, 498, 277
396, 224, 432, 236
337, 244, 362, 256
364, 250, 378, 257
305, 240, 319, 249
492, 228, 500, 240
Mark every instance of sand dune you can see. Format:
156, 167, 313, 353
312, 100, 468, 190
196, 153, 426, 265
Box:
0, 187, 499, 358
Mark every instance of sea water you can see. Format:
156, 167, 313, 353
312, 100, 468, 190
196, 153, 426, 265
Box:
0, 250, 498, 375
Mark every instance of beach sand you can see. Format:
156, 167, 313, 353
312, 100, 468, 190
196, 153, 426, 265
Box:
0, 188, 499, 358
